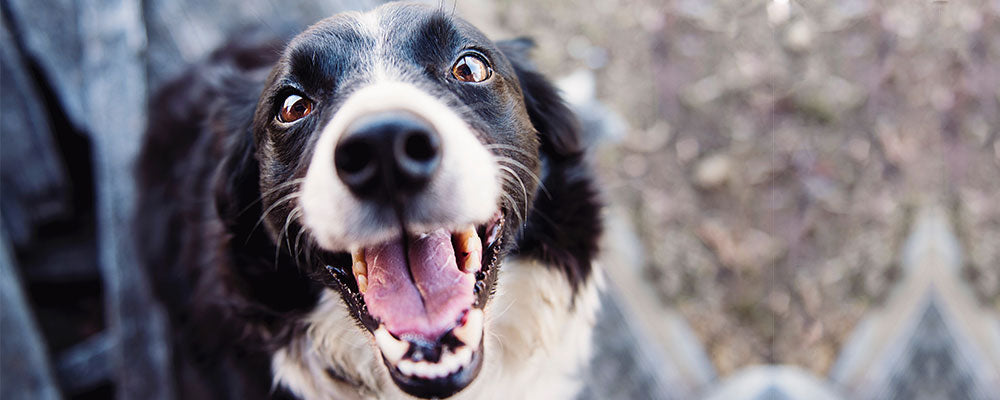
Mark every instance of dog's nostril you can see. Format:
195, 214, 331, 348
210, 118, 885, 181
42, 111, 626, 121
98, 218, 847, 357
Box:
403, 131, 437, 162
335, 140, 372, 174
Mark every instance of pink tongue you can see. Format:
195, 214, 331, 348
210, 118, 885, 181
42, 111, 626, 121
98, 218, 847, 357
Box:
363, 229, 475, 341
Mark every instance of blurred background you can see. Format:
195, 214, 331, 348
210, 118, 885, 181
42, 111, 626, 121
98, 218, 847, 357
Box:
2, 0, 999, 399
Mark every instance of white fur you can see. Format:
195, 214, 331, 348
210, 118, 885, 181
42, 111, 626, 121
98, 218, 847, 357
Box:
273, 259, 604, 399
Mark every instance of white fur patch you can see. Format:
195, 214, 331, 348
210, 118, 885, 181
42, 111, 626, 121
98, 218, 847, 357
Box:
272, 259, 603, 399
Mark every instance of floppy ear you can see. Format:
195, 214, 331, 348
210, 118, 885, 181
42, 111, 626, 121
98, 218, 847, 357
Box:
498, 38, 582, 161
213, 122, 261, 238
210, 74, 267, 241
498, 39, 602, 293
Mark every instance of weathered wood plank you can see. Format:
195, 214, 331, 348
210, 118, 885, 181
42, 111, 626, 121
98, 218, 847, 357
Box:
0, 231, 62, 400
143, 0, 378, 90
78, 0, 175, 398
0, 24, 71, 248
1, 0, 87, 131
55, 331, 112, 394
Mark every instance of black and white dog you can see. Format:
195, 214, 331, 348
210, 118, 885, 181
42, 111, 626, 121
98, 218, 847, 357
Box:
137, 2, 602, 399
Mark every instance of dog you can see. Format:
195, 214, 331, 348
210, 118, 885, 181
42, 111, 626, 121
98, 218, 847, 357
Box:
137, 2, 602, 399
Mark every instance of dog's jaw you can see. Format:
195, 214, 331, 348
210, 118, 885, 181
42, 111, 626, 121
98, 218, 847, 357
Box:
272, 259, 604, 400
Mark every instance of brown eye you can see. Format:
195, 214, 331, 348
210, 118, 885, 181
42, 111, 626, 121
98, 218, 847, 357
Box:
278, 94, 313, 123
451, 54, 492, 83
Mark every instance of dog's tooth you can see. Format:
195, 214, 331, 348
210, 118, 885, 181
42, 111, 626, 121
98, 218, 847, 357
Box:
450, 346, 471, 371
455, 346, 472, 367
352, 251, 368, 293
353, 259, 367, 275
438, 351, 454, 373
356, 273, 368, 294
485, 212, 504, 246
461, 249, 481, 273
397, 360, 415, 376
424, 362, 441, 379
352, 249, 367, 274
454, 226, 481, 273
374, 326, 408, 365
452, 309, 484, 348
413, 361, 432, 378
443, 350, 461, 373
437, 363, 450, 378
351, 247, 365, 263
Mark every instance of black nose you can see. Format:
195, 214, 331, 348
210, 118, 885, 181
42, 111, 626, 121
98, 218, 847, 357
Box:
334, 112, 441, 200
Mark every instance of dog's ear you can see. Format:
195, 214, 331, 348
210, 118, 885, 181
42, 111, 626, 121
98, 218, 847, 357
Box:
499, 39, 602, 293
214, 123, 261, 237
498, 38, 582, 160
211, 78, 266, 239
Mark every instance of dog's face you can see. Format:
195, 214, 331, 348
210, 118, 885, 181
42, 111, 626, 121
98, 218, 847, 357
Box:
243, 3, 570, 398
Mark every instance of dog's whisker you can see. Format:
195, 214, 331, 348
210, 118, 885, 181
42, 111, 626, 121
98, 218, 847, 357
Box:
495, 156, 552, 200
498, 192, 524, 226
249, 191, 301, 245
274, 205, 300, 269
486, 147, 552, 200
283, 207, 302, 255
486, 331, 506, 354
238, 178, 305, 217
497, 166, 529, 223
486, 300, 516, 324
293, 221, 309, 263
497, 182, 528, 225
483, 143, 536, 158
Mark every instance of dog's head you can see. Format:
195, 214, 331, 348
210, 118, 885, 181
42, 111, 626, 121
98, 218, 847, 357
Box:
220, 3, 583, 397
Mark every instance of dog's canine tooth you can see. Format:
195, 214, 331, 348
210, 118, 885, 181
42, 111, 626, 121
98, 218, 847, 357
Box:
455, 346, 472, 366
351, 248, 368, 293
356, 273, 368, 293
454, 226, 481, 273
451, 309, 484, 348
374, 326, 409, 365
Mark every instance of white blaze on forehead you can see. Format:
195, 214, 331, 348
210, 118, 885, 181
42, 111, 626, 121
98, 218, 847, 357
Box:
300, 81, 500, 251
346, 6, 403, 83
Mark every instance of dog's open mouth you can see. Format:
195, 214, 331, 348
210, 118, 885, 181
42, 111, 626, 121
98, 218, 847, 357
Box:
323, 211, 505, 398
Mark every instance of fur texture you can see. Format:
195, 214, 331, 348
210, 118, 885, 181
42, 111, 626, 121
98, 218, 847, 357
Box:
136, 3, 602, 399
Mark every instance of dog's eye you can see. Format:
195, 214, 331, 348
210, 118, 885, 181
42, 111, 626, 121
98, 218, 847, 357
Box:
278, 94, 313, 123
452, 54, 492, 83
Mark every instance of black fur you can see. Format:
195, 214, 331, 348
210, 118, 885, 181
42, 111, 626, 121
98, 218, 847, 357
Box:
136, 5, 601, 398
499, 40, 602, 292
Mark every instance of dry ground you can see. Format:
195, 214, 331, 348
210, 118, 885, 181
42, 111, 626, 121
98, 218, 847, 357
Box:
461, 0, 1000, 376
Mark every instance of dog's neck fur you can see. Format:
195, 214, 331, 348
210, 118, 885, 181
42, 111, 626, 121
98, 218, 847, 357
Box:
272, 258, 603, 400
